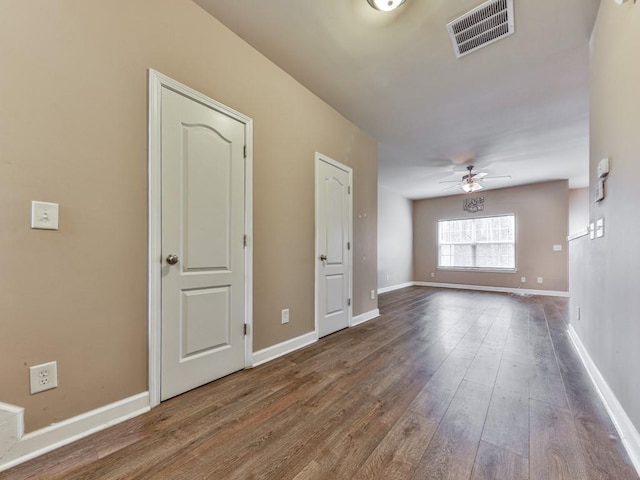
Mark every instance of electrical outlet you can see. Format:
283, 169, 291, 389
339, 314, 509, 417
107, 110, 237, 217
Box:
371, 289, 376, 300
537, 277, 543, 284
430, 272, 435, 278
520, 277, 526, 283
386, 274, 390, 281
30, 361, 58, 394
281, 308, 289, 324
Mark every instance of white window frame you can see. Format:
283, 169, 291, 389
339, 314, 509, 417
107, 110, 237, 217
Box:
437, 214, 517, 273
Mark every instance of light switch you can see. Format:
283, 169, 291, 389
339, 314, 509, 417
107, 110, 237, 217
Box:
31, 201, 59, 230
596, 218, 604, 238
553, 245, 562, 252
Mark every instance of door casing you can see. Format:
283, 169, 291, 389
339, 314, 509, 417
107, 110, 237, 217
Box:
314, 152, 353, 338
148, 70, 253, 407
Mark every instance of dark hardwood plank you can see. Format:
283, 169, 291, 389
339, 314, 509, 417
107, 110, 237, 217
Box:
529, 399, 587, 480
3, 288, 638, 480
353, 410, 438, 480
410, 380, 493, 480
481, 386, 529, 457
471, 441, 529, 480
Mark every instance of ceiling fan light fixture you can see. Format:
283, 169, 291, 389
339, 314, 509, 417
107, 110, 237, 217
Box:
462, 181, 483, 193
367, 0, 407, 12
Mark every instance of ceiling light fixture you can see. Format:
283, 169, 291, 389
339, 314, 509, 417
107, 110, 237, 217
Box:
367, 0, 407, 12
462, 181, 483, 193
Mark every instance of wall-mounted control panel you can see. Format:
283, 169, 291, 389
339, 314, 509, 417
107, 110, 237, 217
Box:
597, 157, 610, 178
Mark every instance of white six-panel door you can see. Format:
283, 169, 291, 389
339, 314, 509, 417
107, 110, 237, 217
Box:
159, 85, 247, 401
315, 154, 352, 338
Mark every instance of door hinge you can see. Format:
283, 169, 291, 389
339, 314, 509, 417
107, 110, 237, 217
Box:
243, 234, 247, 248
243, 145, 247, 158
244, 323, 249, 335
348, 186, 351, 194
348, 298, 351, 306
347, 242, 351, 250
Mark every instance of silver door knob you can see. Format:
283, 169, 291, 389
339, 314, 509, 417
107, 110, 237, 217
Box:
166, 254, 179, 265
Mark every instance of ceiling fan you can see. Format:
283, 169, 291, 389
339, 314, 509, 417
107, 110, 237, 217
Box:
439, 165, 511, 193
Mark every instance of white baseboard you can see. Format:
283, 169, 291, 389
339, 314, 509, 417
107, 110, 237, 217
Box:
567, 325, 640, 475
351, 309, 380, 327
0, 392, 150, 473
413, 281, 569, 298
252, 331, 317, 367
378, 282, 414, 295
0, 403, 24, 462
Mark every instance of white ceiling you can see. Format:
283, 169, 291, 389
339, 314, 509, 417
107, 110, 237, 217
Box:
195, 0, 600, 199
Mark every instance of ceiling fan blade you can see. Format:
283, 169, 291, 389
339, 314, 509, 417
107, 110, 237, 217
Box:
441, 183, 462, 192
474, 172, 488, 179
482, 175, 512, 180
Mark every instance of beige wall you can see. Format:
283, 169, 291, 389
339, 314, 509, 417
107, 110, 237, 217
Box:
0, 0, 377, 432
377, 186, 413, 290
570, 0, 640, 430
413, 180, 569, 292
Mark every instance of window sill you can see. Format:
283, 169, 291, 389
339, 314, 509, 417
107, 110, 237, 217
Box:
437, 267, 517, 274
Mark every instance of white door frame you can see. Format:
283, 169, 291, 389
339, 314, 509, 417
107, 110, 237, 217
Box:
147, 70, 253, 408
314, 152, 353, 338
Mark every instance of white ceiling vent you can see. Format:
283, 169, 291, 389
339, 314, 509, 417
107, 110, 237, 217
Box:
447, 0, 515, 58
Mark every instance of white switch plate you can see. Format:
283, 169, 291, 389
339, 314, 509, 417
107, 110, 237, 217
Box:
31, 201, 59, 230
553, 245, 562, 251
596, 218, 604, 238
281, 308, 289, 324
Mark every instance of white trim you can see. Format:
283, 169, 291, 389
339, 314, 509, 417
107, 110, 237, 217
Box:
378, 282, 414, 295
413, 281, 569, 297
568, 229, 589, 241
0, 403, 24, 441
0, 393, 150, 473
314, 153, 353, 338
437, 267, 518, 274
244, 118, 254, 370
148, 70, 162, 408
251, 332, 317, 367
351, 309, 380, 326
0, 403, 24, 462
567, 325, 640, 475
147, 70, 254, 407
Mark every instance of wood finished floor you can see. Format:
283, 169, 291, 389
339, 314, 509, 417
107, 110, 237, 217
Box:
3, 287, 638, 480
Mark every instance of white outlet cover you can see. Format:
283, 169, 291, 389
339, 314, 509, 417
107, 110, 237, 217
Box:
553, 244, 562, 251
30, 361, 58, 394
537, 277, 543, 284
31, 201, 59, 230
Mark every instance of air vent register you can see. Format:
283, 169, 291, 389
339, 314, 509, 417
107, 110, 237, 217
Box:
447, 0, 515, 58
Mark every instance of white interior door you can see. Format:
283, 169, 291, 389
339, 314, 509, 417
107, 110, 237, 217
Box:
160, 86, 246, 401
316, 154, 352, 338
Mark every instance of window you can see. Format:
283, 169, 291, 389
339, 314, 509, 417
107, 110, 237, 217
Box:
438, 214, 515, 271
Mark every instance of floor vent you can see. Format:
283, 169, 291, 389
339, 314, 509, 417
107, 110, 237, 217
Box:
447, 0, 515, 58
